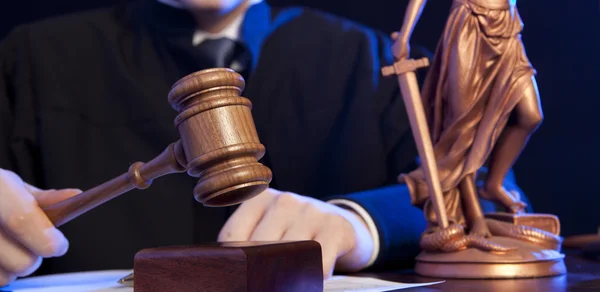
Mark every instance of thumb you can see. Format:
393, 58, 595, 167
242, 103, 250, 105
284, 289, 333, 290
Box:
29, 188, 82, 208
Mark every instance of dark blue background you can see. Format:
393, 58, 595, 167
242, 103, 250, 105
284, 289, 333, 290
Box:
2, 0, 599, 236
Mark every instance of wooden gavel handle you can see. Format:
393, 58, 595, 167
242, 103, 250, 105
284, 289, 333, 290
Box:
43, 141, 187, 227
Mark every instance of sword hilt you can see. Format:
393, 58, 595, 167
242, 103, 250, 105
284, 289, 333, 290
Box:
382, 55, 449, 229
381, 57, 430, 76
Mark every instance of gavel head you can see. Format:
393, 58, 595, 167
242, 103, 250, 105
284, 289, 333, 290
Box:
168, 68, 272, 207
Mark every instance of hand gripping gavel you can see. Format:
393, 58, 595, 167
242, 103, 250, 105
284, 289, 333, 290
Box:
42, 68, 273, 227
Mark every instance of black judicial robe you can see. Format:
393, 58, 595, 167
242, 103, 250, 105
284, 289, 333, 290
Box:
0, 0, 524, 275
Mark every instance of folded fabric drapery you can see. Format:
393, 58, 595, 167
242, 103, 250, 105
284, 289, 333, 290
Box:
398, 0, 536, 228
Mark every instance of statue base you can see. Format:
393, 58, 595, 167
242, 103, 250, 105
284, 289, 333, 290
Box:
133, 241, 323, 292
414, 212, 566, 279
415, 236, 566, 278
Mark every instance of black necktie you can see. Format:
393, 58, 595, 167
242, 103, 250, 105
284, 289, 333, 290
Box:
195, 37, 235, 68
195, 37, 252, 80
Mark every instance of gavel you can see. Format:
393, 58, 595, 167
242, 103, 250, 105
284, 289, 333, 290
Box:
42, 68, 273, 227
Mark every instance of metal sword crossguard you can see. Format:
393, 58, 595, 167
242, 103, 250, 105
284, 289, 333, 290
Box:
381, 57, 430, 76
382, 57, 450, 229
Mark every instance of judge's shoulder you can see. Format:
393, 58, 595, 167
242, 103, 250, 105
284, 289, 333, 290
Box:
0, 4, 131, 54
269, 4, 395, 51
267, 4, 432, 62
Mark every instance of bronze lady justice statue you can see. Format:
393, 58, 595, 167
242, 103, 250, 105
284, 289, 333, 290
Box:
384, 0, 566, 278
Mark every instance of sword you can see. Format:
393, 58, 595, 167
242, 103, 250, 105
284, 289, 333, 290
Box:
382, 53, 449, 229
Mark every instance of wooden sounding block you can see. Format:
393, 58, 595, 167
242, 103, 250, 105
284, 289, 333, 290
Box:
133, 241, 324, 292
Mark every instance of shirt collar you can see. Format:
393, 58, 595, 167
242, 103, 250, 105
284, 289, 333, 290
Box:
136, 0, 289, 73
156, 0, 263, 45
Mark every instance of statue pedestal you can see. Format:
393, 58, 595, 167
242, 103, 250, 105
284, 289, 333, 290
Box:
415, 236, 566, 279
414, 212, 566, 279
133, 241, 323, 291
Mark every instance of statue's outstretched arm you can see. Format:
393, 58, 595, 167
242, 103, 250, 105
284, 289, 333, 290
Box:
392, 0, 427, 60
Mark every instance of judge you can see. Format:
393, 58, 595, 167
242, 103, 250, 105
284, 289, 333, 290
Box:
0, 0, 523, 286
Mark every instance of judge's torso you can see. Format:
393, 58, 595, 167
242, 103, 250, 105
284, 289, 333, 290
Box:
0, 0, 416, 274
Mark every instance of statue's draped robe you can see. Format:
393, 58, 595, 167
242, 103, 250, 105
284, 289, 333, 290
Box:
399, 0, 536, 227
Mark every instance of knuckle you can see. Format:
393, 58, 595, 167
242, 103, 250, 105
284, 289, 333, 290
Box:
4, 213, 29, 235
0, 168, 15, 178
302, 204, 322, 218
328, 214, 349, 228
0, 169, 22, 186
273, 192, 299, 209
7, 255, 36, 274
325, 214, 355, 241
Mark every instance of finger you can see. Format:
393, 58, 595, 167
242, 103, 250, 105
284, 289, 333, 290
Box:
3, 212, 69, 258
281, 205, 321, 241
22, 182, 44, 193
315, 213, 358, 278
33, 189, 82, 208
249, 193, 305, 241
0, 169, 35, 190
0, 267, 17, 287
314, 232, 343, 279
0, 172, 69, 257
20, 178, 82, 207
16, 257, 42, 278
218, 189, 277, 241
0, 229, 43, 277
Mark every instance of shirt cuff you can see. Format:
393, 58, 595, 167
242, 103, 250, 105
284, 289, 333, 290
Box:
327, 199, 380, 269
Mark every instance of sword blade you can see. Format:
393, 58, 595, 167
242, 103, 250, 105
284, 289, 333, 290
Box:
396, 71, 449, 229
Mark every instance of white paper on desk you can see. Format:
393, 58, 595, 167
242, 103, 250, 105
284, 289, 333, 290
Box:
1, 270, 443, 292
0, 270, 132, 292
324, 276, 443, 292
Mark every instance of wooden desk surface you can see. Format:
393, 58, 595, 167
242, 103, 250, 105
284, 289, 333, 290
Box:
357, 251, 600, 291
